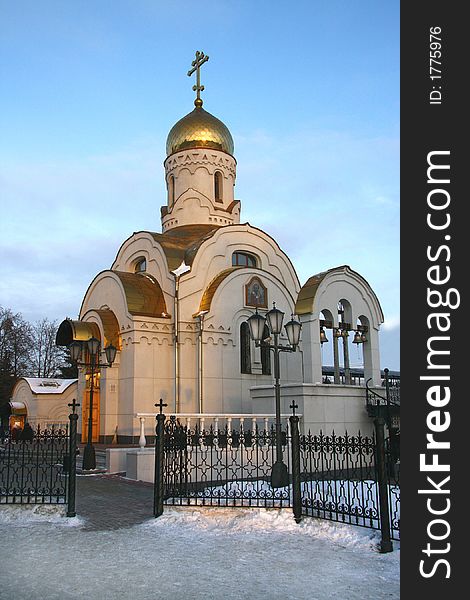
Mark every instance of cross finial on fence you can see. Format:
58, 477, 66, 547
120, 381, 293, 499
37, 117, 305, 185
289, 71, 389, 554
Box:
68, 398, 80, 414
155, 399, 168, 415
290, 401, 298, 416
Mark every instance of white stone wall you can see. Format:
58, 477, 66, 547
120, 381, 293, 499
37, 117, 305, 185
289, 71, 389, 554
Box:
162, 149, 239, 232
250, 383, 381, 437
11, 380, 77, 428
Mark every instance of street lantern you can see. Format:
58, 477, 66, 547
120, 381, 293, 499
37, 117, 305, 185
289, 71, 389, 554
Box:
247, 309, 266, 343
87, 336, 100, 357
105, 343, 117, 367
266, 303, 284, 335
68, 336, 117, 471
285, 315, 302, 348
69, 340, 82, 363
245, 303, 302, 489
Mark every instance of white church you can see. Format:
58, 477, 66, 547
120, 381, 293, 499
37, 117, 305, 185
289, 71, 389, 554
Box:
54, 53, 386, 444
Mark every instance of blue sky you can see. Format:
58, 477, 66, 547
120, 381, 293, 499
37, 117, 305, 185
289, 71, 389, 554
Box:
0, 0, 399, 368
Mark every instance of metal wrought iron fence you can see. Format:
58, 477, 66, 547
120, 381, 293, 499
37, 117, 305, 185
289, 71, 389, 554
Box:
162, 417, 291, 508
156, 414, 400, 545
0, 425, 69, 505
299, 427, 399, 542
386, 438, 400, 540
299, 431, 379, 528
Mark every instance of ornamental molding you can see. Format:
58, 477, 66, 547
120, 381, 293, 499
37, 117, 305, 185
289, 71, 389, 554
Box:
204, 335, 234, 347
122, 334, 173, 346
165, 151, 236, 178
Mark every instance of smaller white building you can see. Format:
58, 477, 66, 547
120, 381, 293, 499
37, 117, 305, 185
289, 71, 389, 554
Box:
10, 378, 78, 429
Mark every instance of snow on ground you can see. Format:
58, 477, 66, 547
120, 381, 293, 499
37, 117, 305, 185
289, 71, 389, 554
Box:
146, 507, 381, 551
0, 505, 399, 600
0, 503, 83, 527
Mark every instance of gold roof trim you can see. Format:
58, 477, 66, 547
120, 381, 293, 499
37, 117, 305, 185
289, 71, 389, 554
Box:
150, 224, 221, 272
56, 319, 101, 346
93, 309, 121, 349
9, 401, 27, 416
114, 272, 170, 318
166, 107, 234, 157
295, 265, 384, 320
295, 272, 329, 315
197, 267, 241, 314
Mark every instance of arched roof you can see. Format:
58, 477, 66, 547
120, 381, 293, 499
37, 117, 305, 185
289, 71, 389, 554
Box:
113, 271, 169, 318
56, 309, 121, 348
148, 224, 221, 271
295, 265, 384, 323
196, 267, 240, 314
56, 319, 101, 346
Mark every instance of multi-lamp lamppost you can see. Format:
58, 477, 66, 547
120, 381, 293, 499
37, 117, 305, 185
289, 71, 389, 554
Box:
68, 337, 117, 471
246, 303, 302, 488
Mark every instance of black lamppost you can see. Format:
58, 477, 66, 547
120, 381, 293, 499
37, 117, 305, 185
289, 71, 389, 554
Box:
246, 303, 302, 488
69, 337, 117, 470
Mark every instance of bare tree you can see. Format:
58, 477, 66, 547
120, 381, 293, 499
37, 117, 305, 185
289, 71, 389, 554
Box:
0, 307, 33, 417
30, 318, 67, 378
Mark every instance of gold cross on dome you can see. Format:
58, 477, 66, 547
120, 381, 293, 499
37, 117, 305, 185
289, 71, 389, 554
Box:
187, 50, 209, 107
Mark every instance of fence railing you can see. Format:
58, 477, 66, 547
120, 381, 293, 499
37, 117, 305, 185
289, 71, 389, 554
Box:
161, 418, 292, 509
0, 405, 79, 516
0, 425, 69, 505
135, 413, 299, 449
154, 413, 400, 550
299, 431, 379, 528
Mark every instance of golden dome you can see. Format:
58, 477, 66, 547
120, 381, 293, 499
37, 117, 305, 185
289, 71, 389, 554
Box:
166, 105, 234, 156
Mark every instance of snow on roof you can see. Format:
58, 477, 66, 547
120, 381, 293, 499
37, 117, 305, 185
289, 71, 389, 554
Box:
22, 378, 78, 395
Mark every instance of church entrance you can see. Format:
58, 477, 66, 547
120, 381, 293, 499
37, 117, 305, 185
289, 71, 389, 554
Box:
81, 372, 100, 443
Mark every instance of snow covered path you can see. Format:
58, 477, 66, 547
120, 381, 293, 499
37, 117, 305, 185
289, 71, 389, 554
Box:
0, 477, 399, 600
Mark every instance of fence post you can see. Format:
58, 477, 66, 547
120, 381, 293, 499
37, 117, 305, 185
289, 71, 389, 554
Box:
374, 417, 393, 552
67, 399, 80, 518
289, 402, 302, 524
154, 399, 167, 518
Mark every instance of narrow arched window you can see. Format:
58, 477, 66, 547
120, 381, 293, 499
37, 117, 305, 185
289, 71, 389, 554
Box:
214, 171, 223, 202
240, 322, 251, 374
232, 251, 257, 268
168, 175, 175, 207
261, 325, 271, 375
134, 258, 146, 273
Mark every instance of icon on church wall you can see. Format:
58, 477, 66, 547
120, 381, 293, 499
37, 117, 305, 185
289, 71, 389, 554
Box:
245, 277, 267, 308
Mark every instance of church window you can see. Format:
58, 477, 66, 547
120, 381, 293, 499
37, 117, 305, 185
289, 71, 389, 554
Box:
240, 322, 251, 374
214, 171, 223, 202
245, 276, 267, 308
232, 251, 257, 268
135, 258, 146, 273
168, 175, 175, 207
261, 325, 271, 375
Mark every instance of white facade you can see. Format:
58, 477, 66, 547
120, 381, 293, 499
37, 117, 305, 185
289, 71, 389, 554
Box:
56, 95, 385, 442
10, 378, 78, 429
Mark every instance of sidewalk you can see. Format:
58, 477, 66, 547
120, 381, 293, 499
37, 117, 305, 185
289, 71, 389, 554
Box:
75, 474, 154, 530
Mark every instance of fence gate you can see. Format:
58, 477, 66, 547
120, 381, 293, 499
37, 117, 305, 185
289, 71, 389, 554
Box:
159, 416, 292, 509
